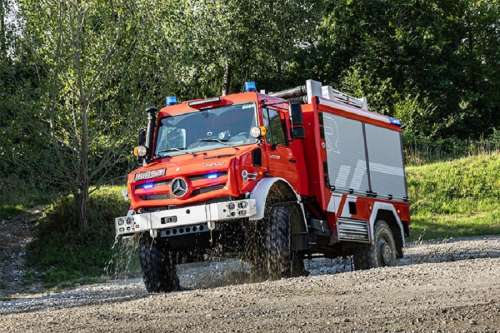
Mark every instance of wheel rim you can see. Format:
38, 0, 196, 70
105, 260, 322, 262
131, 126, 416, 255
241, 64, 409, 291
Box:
378, 237, 394, 266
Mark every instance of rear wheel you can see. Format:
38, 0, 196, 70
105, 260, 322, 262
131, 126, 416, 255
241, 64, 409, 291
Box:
353, 220, 397, 270
139, 235, 179, 293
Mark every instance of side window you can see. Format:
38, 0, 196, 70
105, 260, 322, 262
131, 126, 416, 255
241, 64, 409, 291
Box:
263, 108, 287, 146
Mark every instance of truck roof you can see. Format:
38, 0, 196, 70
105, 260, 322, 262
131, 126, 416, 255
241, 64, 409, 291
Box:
158, 92, 287, 118
158, 79, 401, 132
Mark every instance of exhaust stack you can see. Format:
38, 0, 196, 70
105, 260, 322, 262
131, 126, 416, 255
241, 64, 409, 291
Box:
145, 106, 158, 158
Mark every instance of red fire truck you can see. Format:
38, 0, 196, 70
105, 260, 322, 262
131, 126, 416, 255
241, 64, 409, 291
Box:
115, 80, 410, 292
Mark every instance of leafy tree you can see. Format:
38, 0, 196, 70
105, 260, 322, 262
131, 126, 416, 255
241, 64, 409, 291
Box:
0, 0, 498, 229
15, 0, 151, 228
315, 0, 499, 138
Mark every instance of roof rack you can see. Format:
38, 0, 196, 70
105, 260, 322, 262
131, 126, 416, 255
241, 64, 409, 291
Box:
269, 79, 369, 111
321, 85, 368, 111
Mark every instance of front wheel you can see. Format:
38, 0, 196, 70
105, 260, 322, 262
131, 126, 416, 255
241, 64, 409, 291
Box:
264, 205, 305, 279
353, 220, 397, 270
139, 235, 179, 293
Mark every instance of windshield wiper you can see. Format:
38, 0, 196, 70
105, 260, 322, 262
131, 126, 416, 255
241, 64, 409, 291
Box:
198, 138, 230, 145
157, 147, 187, 156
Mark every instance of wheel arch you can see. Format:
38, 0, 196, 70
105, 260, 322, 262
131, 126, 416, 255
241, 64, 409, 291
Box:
249, 177, 307, 231
369, 202, 405, 257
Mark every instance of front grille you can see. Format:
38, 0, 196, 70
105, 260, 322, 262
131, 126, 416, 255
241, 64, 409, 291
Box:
139, 183, 225, 201
136, 180, 170, 190
191, 184, 225, 196
136, 172, 226, 190
188, 171, 228, 181
140, 194, 173, 200
136, 171, 227, 201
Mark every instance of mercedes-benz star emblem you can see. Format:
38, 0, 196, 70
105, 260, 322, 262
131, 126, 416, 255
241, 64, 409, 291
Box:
171, 177, 188, 198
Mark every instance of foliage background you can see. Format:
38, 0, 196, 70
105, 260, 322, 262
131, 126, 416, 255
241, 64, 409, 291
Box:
0, 0, 499, 222
0, 0, 498, 286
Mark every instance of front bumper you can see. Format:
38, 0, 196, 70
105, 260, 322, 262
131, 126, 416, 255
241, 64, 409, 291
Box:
115, 199, 257, 237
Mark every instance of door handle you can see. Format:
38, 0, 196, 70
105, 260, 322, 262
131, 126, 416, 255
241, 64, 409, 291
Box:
289, 158, 297, 163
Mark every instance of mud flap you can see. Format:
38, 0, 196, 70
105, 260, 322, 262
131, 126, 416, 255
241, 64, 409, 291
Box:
292, 232, 309, 252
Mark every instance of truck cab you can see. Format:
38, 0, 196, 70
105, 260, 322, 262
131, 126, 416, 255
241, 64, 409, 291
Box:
116, 80, 411, 292
126, 90, 305, 213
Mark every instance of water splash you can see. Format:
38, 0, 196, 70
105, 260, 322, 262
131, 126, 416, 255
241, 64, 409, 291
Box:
104, 236, 141, 279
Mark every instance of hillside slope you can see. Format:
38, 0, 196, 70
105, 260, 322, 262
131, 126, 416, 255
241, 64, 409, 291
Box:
22, 154, 500, 286
407, 153, 500, 239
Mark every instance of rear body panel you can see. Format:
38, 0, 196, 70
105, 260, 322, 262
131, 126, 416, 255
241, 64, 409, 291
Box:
299, 96, 410, 237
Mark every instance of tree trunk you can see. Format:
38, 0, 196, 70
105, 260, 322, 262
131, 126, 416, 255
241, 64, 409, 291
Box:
221, 61, 231, 96
0, 0, 6, 58
75, 1, 89, 230
78, 101, 90, 229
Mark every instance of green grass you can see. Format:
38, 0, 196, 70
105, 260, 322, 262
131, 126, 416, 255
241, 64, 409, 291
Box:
407, 153, 500, 240
0, 204, 26, 220
0, 178, 56, 220
27, 186, 130, 287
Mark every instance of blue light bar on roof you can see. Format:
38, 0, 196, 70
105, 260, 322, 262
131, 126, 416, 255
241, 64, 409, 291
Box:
165, 96, 177, 106
188, 97, 221, 107
244, 81, 257, 92
389, 117, 401, 126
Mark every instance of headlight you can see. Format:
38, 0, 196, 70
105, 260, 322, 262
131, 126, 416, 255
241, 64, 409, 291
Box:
250, 126, 267, 138
133, 145, 147, 157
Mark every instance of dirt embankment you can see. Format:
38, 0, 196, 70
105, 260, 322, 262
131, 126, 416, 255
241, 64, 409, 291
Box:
0, 237, 499, 332
0, 207, 43, 298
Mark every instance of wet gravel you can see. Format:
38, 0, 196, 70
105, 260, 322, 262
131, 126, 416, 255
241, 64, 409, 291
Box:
0, 257, 499, 332
1, 235, 499, 320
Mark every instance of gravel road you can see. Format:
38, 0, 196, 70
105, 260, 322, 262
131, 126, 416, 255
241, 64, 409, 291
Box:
1, 236, 499, 332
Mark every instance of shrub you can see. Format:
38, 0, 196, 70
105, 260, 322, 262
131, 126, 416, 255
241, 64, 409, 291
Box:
27, 186, 129, 285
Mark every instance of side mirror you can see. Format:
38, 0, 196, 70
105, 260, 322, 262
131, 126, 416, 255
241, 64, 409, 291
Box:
292, 127, 305, 138
138, 128, 146, 146
289, 103, 305, 139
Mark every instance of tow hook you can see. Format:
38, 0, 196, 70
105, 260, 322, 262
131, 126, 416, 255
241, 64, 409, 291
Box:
149, 229, 158, 239
208, 220, 216, 244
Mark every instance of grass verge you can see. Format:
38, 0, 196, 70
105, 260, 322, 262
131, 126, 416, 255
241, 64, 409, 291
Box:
27, 186, 130, 287
0, 178, 56, 220
407, 153, 500, 240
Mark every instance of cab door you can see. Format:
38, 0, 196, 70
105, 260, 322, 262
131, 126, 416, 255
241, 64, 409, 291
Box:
262, 107, 299, 188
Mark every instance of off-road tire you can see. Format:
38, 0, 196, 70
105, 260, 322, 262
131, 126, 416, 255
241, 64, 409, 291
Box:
353, 220, 397, 270
265, 205, 305, 279
139, 235, 179, 293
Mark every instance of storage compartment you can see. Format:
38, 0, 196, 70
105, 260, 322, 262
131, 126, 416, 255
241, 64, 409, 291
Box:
323, 113, 369, 193
321, 111, 407, 200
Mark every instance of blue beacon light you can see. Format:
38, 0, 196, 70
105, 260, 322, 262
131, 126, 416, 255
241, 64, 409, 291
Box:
165, 96, 177, 106
389, 117, 401, 126
244, 81, 257, 92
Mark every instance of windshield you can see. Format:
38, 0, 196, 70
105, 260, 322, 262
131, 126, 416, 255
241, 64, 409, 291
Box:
155, 103, 258, 157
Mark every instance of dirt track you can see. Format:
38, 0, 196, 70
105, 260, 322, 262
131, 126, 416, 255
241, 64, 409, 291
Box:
0, 207, 43, 297
0, 236, 499, 332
